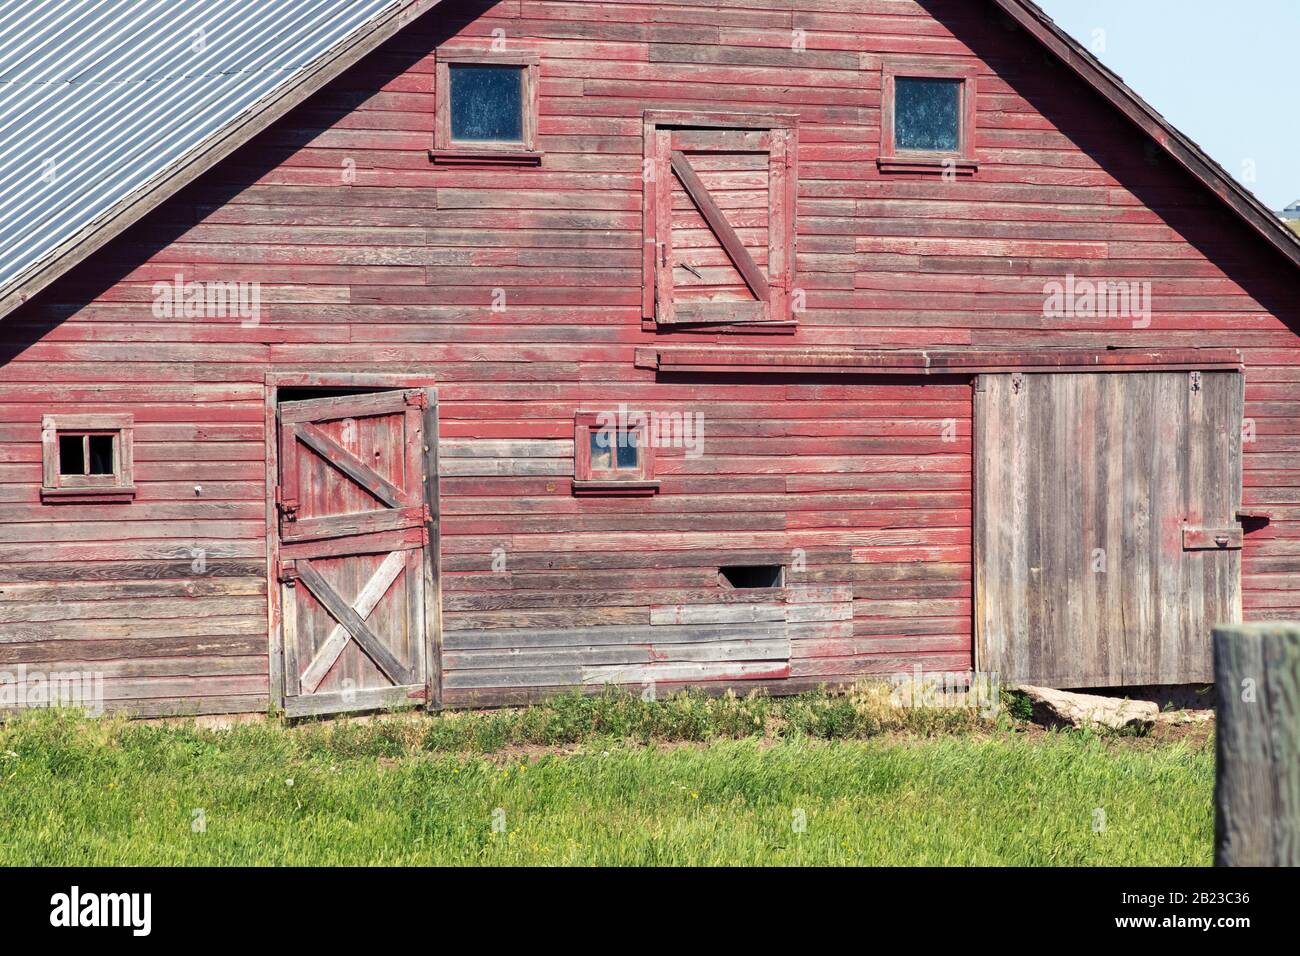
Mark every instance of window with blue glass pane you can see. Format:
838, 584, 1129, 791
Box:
895, 77, 961, 152
616, 429, 639, 470
589, 427, 640, 473
449, 64, 524, 143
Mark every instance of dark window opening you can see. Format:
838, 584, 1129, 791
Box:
720, 565, 785, 589
895, 76, 961, 152
449, 63, 524, 143
88, 434, 114, 474
58, 434, 85, 475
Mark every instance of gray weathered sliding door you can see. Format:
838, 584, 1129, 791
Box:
974, 370, 1243, 687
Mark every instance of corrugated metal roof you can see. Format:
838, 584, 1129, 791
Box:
0, 0, 405, 299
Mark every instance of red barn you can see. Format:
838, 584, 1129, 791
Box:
1, 0, 1297, 717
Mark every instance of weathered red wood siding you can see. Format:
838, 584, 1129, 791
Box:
437, 374, 971, 704
2, 0, 1298, 714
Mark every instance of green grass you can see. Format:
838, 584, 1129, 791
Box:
0, 688, 1213, 866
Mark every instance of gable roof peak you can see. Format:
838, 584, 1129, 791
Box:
0, 0, 1296, 324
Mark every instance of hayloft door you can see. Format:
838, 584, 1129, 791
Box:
275, 389, 440, 716
974, 370, 1243, 687
649, 125, 796, 326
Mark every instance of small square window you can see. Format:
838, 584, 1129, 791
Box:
42, 414, 135, 502
433, 51, 540, 162
894, 77, 961, 152
878, 61, 977, 175
573, 412, 658, 496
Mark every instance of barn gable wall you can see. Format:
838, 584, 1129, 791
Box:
2, 0, 1297, 715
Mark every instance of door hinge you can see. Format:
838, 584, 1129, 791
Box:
276, 560, 299, 586
275, 487, 298, 522
1190, 370, 1202, 392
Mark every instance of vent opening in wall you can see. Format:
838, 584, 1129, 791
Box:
719, 565, 785, 589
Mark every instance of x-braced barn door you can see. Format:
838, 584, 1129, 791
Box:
276, 389, 440, 716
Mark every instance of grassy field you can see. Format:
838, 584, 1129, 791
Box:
0, 687, 1214, 866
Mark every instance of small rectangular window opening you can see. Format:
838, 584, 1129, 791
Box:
58, 432, 116, 476
719, 565, 785, 589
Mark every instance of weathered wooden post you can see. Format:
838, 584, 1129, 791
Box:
1213, 623, 1300, 866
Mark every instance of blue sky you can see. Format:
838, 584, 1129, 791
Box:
1035, 0, 1297, 210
